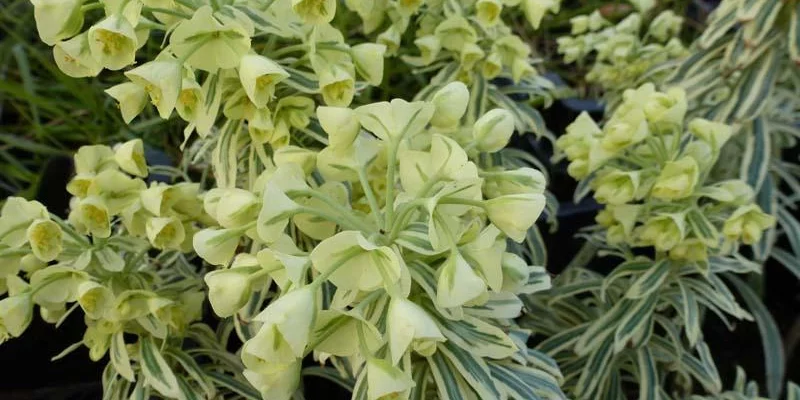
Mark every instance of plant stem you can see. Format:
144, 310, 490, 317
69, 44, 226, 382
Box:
358, 164, 382, 226
384, 138, 399, 229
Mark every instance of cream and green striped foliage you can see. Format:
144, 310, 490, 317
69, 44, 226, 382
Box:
524, 83, 775, 399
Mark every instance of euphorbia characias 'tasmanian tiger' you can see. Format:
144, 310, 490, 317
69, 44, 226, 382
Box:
197, 85, 562, 399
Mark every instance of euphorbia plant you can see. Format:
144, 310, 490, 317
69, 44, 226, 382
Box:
522, 83, 775, 398
196, 85, 564, 399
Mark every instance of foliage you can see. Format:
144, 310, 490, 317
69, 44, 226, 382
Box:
1, 0, 799, 398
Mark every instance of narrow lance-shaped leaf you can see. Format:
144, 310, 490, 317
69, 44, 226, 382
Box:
625, 259, 671, 299
438, 341, 504, 400
139, 336, 180, 398
637, 346, 658, 400
110, 331, 135, 382
726, 274, 785, 399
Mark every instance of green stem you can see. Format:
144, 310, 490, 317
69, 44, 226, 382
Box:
288, 189, 376, 234
172, 0, 197, 9
80, 2, 104, 12
307, 248, 361, 291
297, 206, 374, 234
142, 6, 193, 19
208, 222, 256, 247
436, 196, 486, 209
387, 199, 425, 242
358, 164, 383, 226
384, 138, 400, 229
270, 44, 309, 58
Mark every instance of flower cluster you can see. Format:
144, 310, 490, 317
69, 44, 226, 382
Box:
345, 0, 559, 85
35, 0, 387, 148
557, 83, 774, 261
197, 84, 562, 399
558, 10, 687, 105
0, 141, 234, 398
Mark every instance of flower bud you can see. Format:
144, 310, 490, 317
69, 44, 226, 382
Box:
570, 15, 589, 34
683, 141, 714, 171
352, 43, 386, 86
87, 15, 138, 70
593, 169, 640, 205
176, 77, 204, 122
239, 54, 290, 108
643, 88, 687, 130
558, 112, 601, 159
114, 139, 147, 177
669, 239, 707, 262
243, 362, 300, 400
436, 250, 487, 308
482, 52, 503, 79
204, 265, 259, 317
193, 228, 242, 266
651, 156, 699, 200
366, 357, 415, 400
636, 214, 685, 251
499, 252, 528, 293
253, 286, 316, 357
30, 0, 83, 46
214, 188, 260, 229
19, 254, 46, 275
106, 82, 148, 124
601, 110, 649, 152
169, 6, 251, 72
291, 0, 336, 24
473, 109, 516, 152
317, 106, 360, 148
82, 325, 110, 361
318, 65, 355, 107
567, 159, 590, 179
722, 205, 775, 245
377, 24, 403, 55
274, 146, 317, 175
257, 184, 302, 244
30, 266, 87, 305
0, 197, 49, 248
403, 35, 441, 66
522, 0, 560, 29
476, 0, 503, 26
483, 167, 547, 197
146, 216, 186, 250
0, 294, 33, 340
617, 13, 643, 33
125, 60, 183, 119
430, 82, 469, 129
53, 33, 102, 78
485, 193, 545, 242
435, 16, 478, 51
77, 281, 114, 319
387, 297, 445, 364
26, 219, 63, 262
356, 99, 434, 141
312, 231, 402, 292
512, 57, 536, 83
688, 118, 732, 150
74, 145, 116, 175
316, 145, 360, 182
649, 11, 683, 42
460, 42, 485, 70
73, 197, 111, 238
715, 180, 755, 205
